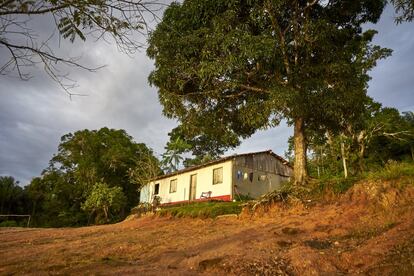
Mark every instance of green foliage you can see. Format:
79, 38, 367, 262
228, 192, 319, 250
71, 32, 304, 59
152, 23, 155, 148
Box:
24, 127, 161, 227
82, 182, 127, 224
0, 176, 27, 215
307, 161, 414, 199
363, 161, 414, 181
167, 126, 224, 168
306, 106, 414, 179
312, 176, 359, 196
391, 0, 414, 23
183, 154, 215, 168
233, 193, 254, 202
49, 127, 158, 209
161, 136, 191, 172
1, 0, 157, 47
147, 0, 390, 183
0, 220, 18, 227
158, 201, 242, 219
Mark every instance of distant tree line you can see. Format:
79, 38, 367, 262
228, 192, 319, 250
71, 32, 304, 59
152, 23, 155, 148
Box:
0, 128, 161, 227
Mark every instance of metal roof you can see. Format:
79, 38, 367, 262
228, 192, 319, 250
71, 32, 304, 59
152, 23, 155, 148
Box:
151, 150, 291, 181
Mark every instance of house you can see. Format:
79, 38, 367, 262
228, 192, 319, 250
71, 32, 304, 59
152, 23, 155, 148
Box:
139, 150, 293, 205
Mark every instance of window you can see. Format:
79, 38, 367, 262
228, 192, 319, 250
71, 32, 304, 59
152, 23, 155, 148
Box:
213, 167, 223, 184
154, 183, 160, 195
169, 179, 177, 193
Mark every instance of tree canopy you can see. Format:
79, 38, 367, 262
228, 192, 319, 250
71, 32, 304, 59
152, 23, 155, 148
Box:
391, 0, 414, 23
24, 127, 160, 226
148, 0, 391, 184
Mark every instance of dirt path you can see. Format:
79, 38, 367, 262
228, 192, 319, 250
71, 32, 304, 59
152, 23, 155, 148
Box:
1, 183, 414, 275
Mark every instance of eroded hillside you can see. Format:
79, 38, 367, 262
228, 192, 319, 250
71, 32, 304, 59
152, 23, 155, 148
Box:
1, 178, 414, 275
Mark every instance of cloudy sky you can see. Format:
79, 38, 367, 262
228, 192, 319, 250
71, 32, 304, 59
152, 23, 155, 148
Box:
0, 5, 413, 186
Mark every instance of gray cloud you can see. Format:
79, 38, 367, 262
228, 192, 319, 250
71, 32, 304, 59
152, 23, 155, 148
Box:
0, 6, 413, 185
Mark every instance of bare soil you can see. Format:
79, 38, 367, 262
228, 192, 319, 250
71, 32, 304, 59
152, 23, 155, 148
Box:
1, 180, 414, 275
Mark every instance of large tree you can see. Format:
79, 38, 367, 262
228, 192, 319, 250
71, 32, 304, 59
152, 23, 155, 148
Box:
147, 0, 390, 184
0, 0, 163, 93
25, 127, 160, 226
49, 127, 159, 209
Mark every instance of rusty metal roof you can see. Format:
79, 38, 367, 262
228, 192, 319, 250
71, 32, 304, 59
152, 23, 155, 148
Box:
151, 150, 291, 181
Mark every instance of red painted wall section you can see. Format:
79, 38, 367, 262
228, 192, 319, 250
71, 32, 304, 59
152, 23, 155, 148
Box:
161, 195, 232, 206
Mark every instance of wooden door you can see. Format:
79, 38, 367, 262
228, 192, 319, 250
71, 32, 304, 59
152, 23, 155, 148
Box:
189, 174, 197, 200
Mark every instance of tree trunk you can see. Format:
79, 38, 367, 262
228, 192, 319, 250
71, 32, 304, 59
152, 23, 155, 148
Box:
358, 142, 365, 173
293, 117, 308, 185
31, 200, 37, 219
340, 136, 348, 178
103, 206, 109, 222
357, 130, 366, 173
411, 146, 414, 161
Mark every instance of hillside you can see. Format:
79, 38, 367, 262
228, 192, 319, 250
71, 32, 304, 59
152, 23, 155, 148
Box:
1, 178, 414, 275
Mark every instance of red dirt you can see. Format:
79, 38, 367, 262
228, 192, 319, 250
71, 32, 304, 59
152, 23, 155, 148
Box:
1, 180, 414, 275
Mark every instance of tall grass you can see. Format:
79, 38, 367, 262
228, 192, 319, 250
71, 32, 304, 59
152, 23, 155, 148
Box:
363, 161, 414, 181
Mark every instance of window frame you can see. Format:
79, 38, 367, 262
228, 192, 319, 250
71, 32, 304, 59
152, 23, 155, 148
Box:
212, 167, 223, 185
169, 179, 177, 193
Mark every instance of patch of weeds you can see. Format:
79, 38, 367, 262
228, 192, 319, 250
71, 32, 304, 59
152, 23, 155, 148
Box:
198, 257, 224, 271
281, 227, 301, 235
100, 256, 130, 266
277, 240, 293, 248
304, 239, 332, 250
343, 221, 398, 241
363, 161, 414, 183
310, 176, 359, 197
157, 201, 242, 219
369, 238, 414, 274
0, 220, 18, 227
234, 193, 254, 201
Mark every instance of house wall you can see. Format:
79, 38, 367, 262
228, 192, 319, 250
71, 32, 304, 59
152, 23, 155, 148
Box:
140, 160, 233, 204
232, 153, 293, 199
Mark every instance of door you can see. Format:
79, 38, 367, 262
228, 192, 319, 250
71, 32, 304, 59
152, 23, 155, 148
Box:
189, 174, 197, 200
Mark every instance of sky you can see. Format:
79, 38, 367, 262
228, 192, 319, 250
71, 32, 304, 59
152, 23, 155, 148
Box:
0, 5, 413, 186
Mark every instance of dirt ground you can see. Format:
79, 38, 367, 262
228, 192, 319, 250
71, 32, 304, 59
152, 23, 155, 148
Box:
1, 180, 414, 275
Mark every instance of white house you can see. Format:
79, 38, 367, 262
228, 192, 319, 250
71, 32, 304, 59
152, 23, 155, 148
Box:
139, 150, 293, 205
